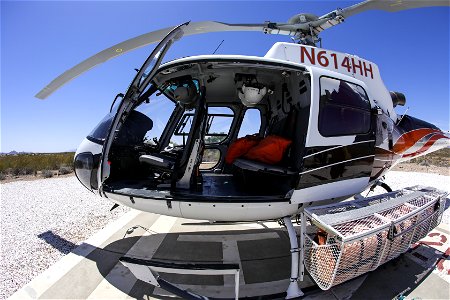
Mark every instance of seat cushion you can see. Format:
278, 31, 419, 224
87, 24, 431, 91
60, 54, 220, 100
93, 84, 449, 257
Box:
244, 135, 292, 165
139, 154, 175, 169
225, 135, 262, 164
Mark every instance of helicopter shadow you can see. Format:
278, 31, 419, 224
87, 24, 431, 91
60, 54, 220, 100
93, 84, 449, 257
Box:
79, 227, 294, 299
38, 204, 450, 300
79, 226, 448, 299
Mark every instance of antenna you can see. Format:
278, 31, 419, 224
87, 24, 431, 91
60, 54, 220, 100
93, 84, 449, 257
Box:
212, 39, 225, 54
396, 106, 410, 125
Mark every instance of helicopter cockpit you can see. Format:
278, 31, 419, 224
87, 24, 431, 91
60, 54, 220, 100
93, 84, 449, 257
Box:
102, 58, 311, 201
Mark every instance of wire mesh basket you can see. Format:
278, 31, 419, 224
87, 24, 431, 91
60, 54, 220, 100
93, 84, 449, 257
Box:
302, 186, 447, 290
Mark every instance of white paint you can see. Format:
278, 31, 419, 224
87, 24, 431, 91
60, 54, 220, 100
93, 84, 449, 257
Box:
179, 201, 299, 221
265, 43, 396, 120
223, 240, 244, 287
86, 263, 144, 299
87, 215, 178, 299
104, 192, 182, 218
177, 232, 279, 242
291, 177, 370, 204
284, 217, 304, 298
75, 137, 103, 156
105, 191, 300, 221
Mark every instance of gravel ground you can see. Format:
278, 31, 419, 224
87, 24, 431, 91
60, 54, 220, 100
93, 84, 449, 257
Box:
392, 162, 449, 176
0, 176, 130, 299
0, 171, 449, 299
381, 171, 450, 225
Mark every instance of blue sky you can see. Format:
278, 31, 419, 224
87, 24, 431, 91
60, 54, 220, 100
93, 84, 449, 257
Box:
1, 1, 449, 153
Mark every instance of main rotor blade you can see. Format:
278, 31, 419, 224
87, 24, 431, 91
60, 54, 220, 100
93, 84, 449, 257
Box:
312, 0, 449, 37
340, 0, 450, 18
36, 21, 266, 99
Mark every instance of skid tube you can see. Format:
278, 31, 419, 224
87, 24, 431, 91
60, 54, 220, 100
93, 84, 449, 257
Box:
283, 216, 305, 299
120, 256, 240, 299
120, 217, 307, 299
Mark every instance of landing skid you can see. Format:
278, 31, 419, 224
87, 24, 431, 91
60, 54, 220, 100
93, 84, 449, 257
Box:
120, 257, 240, 300
283, 216, 305, 299
121, 217, 306, 299
119, 186, 447, 299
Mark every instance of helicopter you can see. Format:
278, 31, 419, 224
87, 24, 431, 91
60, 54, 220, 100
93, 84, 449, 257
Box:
36, 0, 449, 298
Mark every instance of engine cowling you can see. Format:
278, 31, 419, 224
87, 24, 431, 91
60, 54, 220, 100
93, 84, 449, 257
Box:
390, 91, 406, 107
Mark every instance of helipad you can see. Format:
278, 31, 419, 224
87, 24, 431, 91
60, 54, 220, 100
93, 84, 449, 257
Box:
10, 210, 450, 299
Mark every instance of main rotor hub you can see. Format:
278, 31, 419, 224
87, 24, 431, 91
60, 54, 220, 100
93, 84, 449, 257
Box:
288, 13, 319, 24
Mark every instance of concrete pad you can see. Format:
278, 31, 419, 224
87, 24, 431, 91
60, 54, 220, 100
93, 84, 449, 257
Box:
10, 208, 450, 300
408, 272, 450, 299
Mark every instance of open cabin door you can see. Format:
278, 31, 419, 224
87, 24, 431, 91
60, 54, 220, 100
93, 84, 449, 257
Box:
98, 23, 188, 191
293, 75, 376, 203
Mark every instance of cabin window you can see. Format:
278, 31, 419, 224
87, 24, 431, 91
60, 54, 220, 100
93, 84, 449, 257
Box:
200, 149, 221, 170
172, 109, 195, 146
204, 107, 234, 144
172, 106, 234, 146
238, 108, 262, 138
319, 77, 371, 136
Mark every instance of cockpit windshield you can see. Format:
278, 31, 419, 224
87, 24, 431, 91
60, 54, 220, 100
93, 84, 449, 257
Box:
134, 92, 177, 146
88, 112, 115, 143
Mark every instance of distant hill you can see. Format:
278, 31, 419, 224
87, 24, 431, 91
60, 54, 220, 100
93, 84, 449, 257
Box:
0, 150, 33, 156
1, 150, 76, 156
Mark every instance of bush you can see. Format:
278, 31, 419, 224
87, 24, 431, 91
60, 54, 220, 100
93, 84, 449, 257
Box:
0, 152, 74, 174
41, 170, 54, 178
419, 160, 429, 167
58, 166, 73, 175
12, 168, 21, 176
22, 167, 34, 175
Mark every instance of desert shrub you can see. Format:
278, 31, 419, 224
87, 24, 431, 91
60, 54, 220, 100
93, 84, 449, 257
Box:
41, 170, 54, 178
0, 152, 74, 174
419, 160, 429, 167
22, 167, 34, 175
58, 166, 73, 175
12, 168, 21, 176
9, 167, 34, 176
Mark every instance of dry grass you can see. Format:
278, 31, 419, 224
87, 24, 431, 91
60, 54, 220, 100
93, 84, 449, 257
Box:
409, 148, 450, 167
0, 153, 74, 179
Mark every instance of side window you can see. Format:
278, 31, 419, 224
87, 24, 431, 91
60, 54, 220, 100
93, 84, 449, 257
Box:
200, 149, 221, 170
238, 108, 262, 138
204, 107, 234, 144
172, 109, 196, 146
199, 106, 234, 170
319, 77, 371, 137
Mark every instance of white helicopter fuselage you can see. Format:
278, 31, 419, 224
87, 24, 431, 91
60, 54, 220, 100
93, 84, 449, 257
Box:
74, 42, 448, 222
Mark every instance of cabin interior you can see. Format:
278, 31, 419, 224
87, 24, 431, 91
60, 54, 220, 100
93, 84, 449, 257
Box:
104, 60, 311, 200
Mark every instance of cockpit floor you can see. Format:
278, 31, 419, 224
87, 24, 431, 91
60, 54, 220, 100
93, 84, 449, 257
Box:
105, 173, 287, 202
